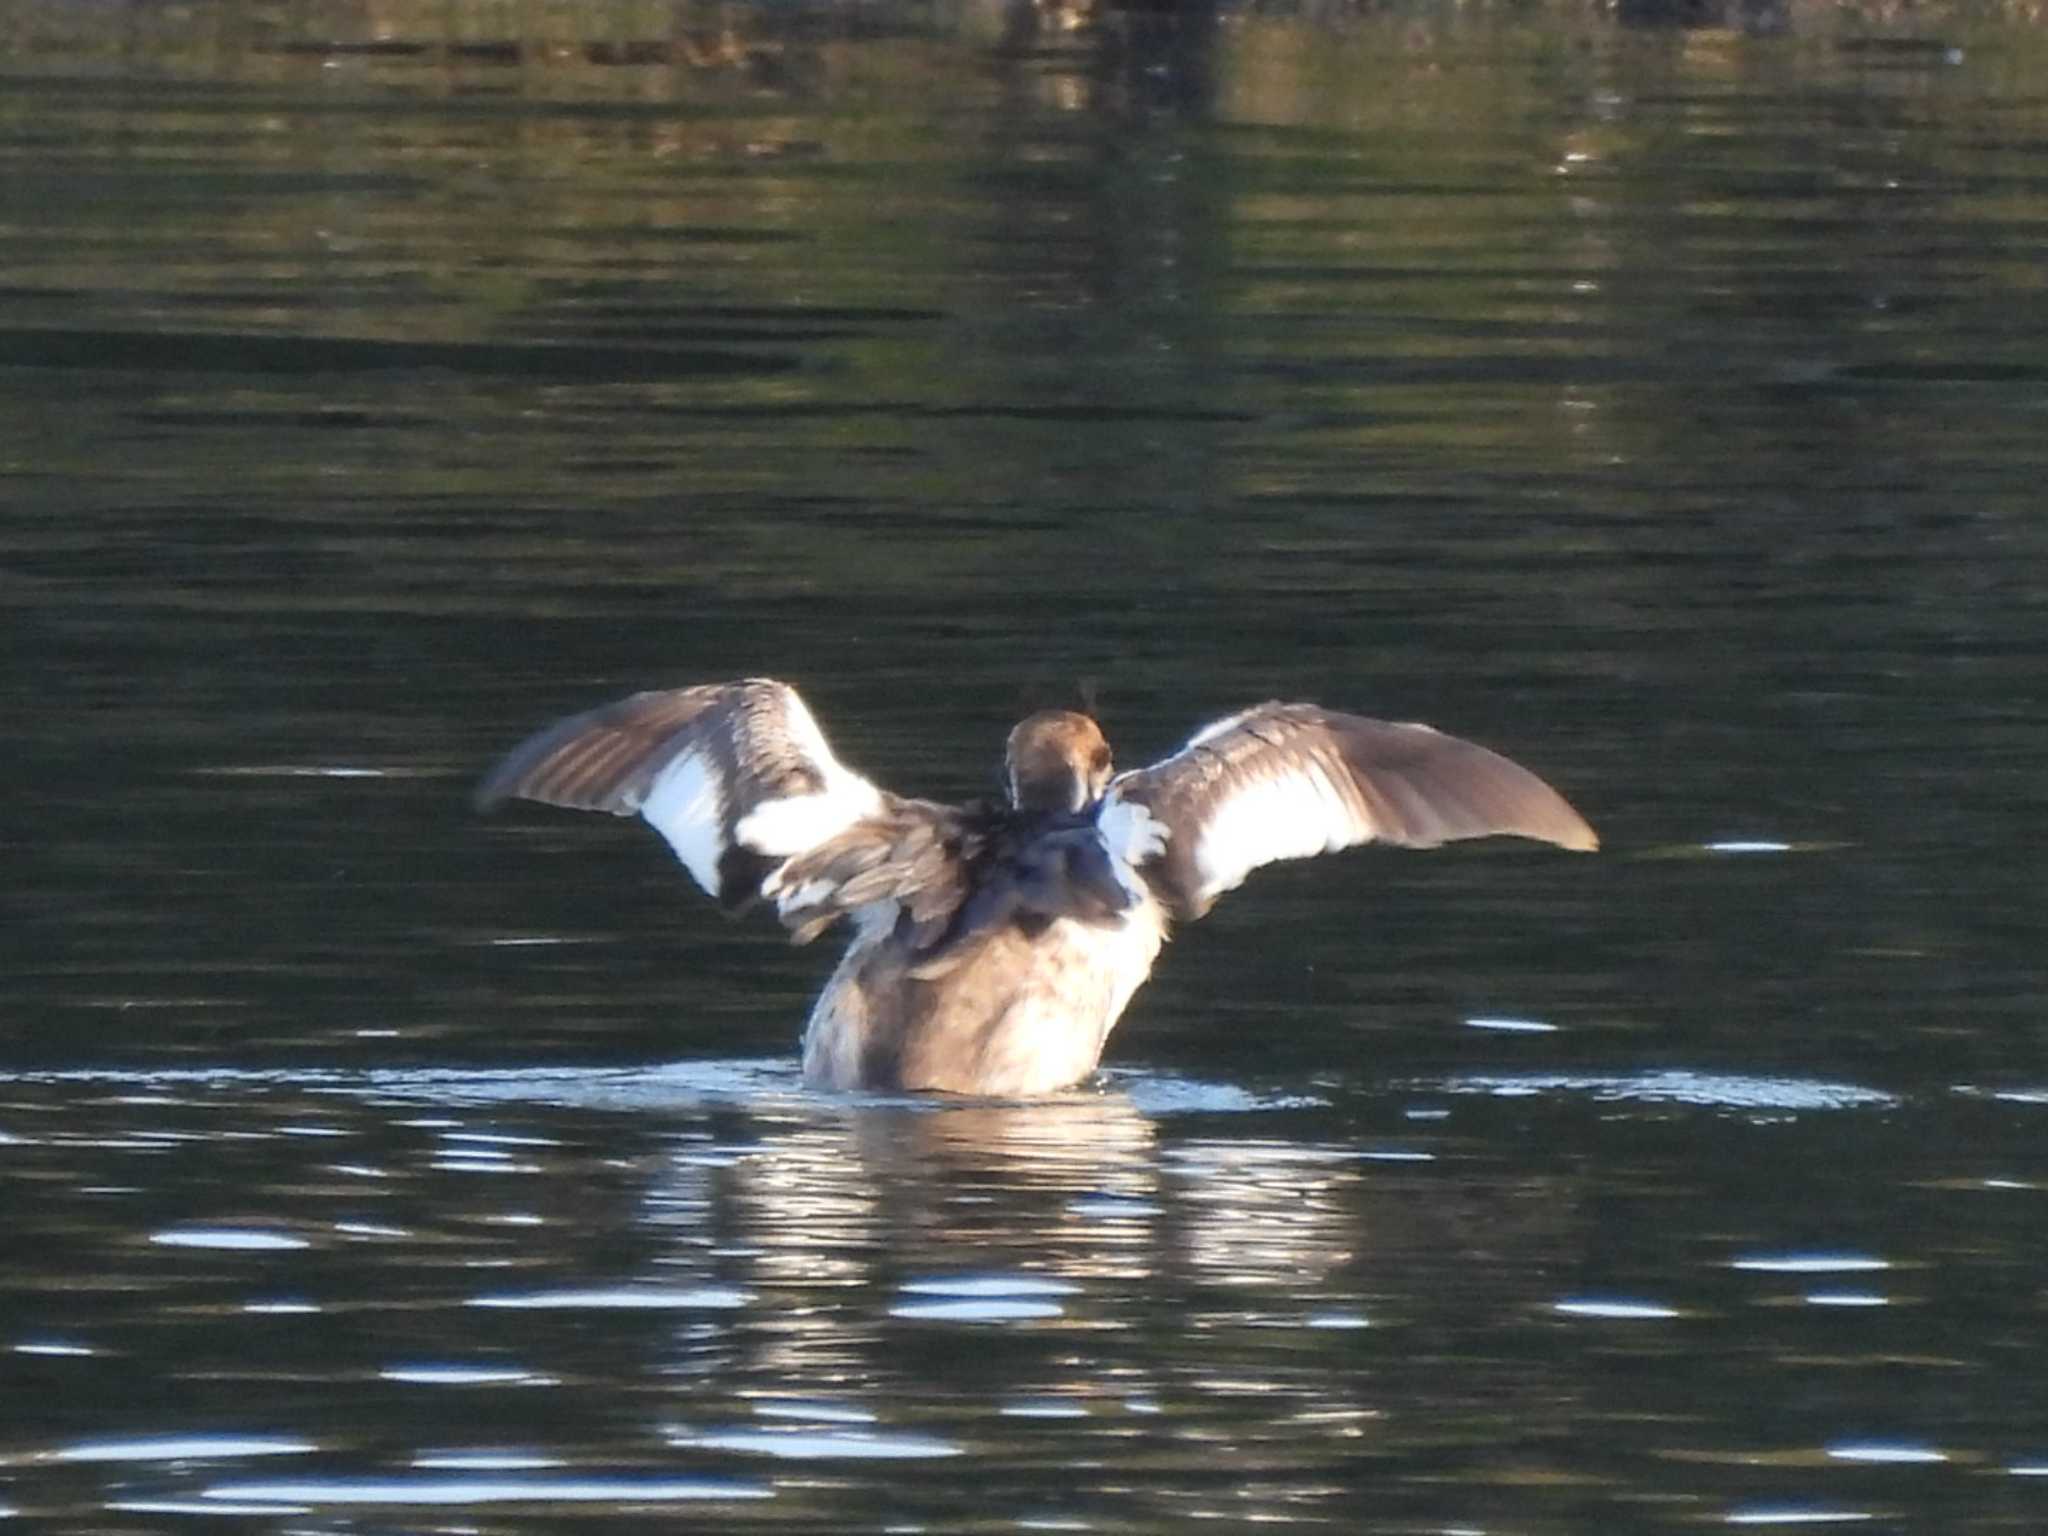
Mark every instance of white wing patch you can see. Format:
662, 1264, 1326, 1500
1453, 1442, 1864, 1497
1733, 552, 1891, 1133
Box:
1188, 759, 1362, 907
731, 686, 884, 861
735, 773, 883, 860
639, 752, 724, 895
1095, 793, 1171, 903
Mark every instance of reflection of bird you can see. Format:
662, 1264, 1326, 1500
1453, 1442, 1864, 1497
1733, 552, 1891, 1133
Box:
477, 680, 1597, 1096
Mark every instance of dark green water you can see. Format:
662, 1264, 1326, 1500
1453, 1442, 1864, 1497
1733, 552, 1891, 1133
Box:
5, 1, 2048, 1529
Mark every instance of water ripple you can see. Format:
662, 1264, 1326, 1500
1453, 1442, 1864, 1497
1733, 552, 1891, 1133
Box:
0, 1061, 1316, 1116
148, 1227, 312, 1251
468, 1285, 750, 1311
1824, 1442, 1946, 1465
379, 1364, 557, 1387
1433, 1071, 1898, 1112
52, 1434, 317, 1463
891, 1274, 1075, 1322
196, 1474, 772, 1506
1730, 1254, 1890, 1275
1554, 1297, 1682, 1320
670, 1427, 962, 1460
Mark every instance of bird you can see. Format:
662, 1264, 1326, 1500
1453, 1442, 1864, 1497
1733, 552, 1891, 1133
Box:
475, 679, 1597, 1096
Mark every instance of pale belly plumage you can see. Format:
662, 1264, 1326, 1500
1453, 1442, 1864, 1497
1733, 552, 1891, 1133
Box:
800, 901, 1169, 1096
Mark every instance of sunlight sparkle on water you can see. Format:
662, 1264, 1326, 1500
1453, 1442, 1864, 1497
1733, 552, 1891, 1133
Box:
1825, 1442, 1946, 1465
900, 1275, 1081, 1297
1554, 1298, 1681, 1320
1725, 1511, 1874, 1526
441, 1130, 561, 1147
1439, 1072, 1896, 1111
892, 1273, 1075, 1321
150, 1227, 310, 1251
891, 1297, 1065, 1322
673, 1427, 963, 1460
53, 1434, 316, 1464
1067, 1194, 1164, 1219
380, 1364, 555, 1386
1730, 1255, 1890, 1274
412, 1452, 567, 1470
751, 1400, 878, 1425
198, 1474, 771, 1505
468, 1285, 750, 1310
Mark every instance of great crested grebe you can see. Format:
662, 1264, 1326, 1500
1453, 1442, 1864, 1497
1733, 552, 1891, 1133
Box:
476, 679, 1597, 1096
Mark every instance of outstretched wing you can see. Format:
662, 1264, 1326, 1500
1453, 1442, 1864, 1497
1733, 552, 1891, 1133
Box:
1102, 702, 1597, 920
475, 678, 885, 913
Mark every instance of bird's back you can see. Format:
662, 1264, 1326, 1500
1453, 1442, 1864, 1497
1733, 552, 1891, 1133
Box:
801, 895, 1168, 1096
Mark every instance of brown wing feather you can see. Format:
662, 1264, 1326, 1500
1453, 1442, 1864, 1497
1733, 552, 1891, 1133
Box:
763, 799, 975, 946
474, 680, 821, 816
1111, 703, 1596, 920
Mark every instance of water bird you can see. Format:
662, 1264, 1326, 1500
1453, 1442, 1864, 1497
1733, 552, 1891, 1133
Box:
476, 680, 1596, 1095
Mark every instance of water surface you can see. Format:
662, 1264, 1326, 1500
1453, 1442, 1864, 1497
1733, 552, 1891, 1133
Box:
6, 0, 2048, 1529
